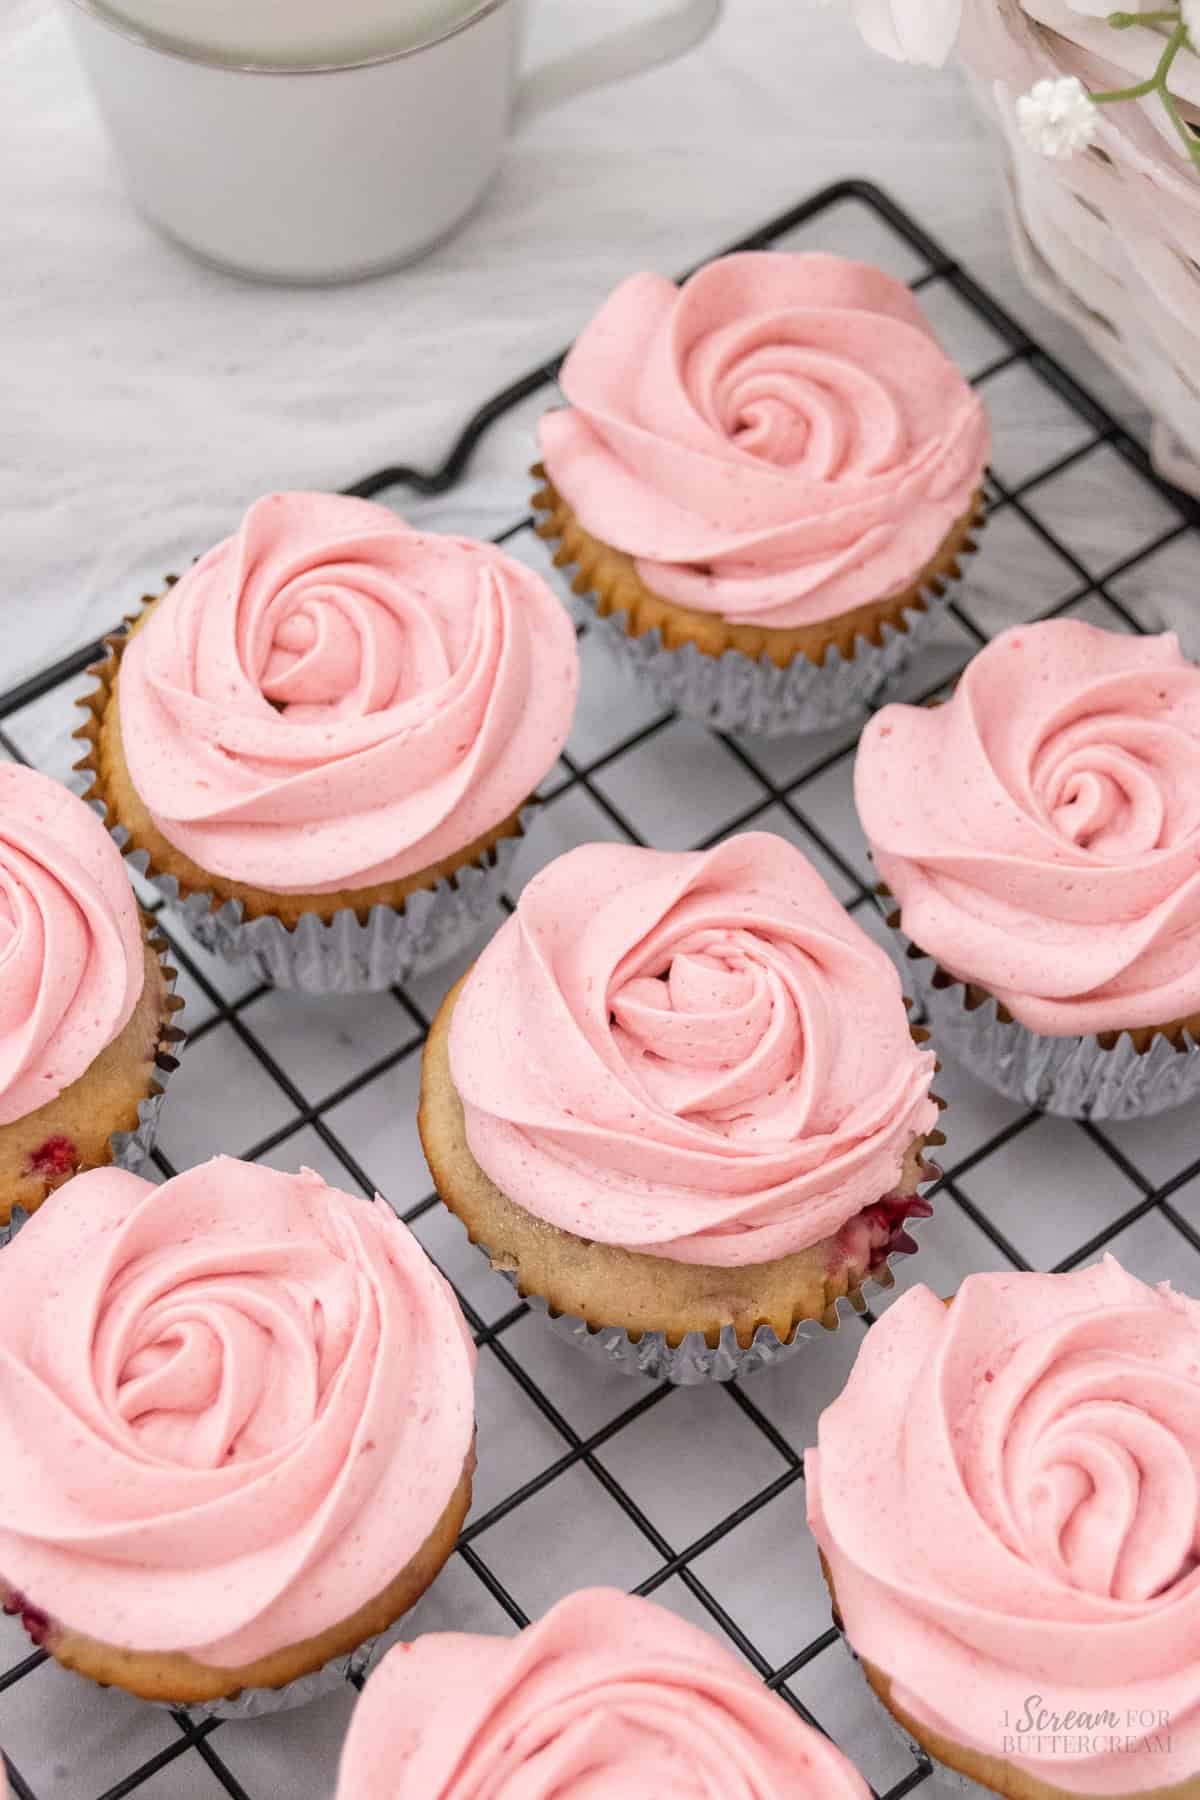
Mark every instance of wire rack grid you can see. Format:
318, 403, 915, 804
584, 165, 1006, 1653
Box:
3, 178, 1200, 1800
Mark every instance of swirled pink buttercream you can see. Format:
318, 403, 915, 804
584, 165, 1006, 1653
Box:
807, 1257, 1200, 1795
336, 1587, 872, 1799
538, 252, 988, 629
449, 833, 937, 1266
0, 1157, 475, 1667
0, 766, 144, 1127
855, 619, 1200, 1035
117, 492, 579, 894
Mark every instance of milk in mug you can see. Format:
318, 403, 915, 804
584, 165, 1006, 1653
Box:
93, 0, 487, 65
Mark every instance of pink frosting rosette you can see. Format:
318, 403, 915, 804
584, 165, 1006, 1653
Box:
539, 251, 988, 629
0, 766, 144, 1126
806, 1257, 1200, 1795
117, 492, 579, 895
0, 1158, 475, 1668
855, 619, 1200, 1035
449, 832, 937, 1266
336, 1588, 872, 1799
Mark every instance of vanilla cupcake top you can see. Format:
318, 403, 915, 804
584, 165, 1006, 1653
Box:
0, 766, 144, 1126
449, 834, 937, 1265
855, 620, 1200, 1035
807, 1257, 1200, 1796
117, 493, 579, 895
539, 251, 988, 629
336, 1588, 871, 1799
0, 1158, 475, 1668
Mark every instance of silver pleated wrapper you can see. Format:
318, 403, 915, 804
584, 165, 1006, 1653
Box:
0, 1093, 171, 1253
108, 1068, 177, 1172
895, 928, 1200, 1121
0, 1206, 30, 1251
173, 1617, 405, 1723
97, 806, 534, 996
478, 1239, 910, 1385
581, 592, 948, 738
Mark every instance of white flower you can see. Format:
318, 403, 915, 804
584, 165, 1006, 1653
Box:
1016, 75, 1100, 159
851, 0, 962, 66
1182, 0, 1200, 47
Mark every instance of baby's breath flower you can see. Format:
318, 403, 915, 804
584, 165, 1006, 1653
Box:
1016, 75, 1100, 158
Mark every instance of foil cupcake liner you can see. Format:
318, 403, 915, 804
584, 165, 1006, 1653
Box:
0, 1207, 30, 1251
173, 1617, 405, 1722
475, 1238, 922, 1385
108, 811, 532, 996
10, 1613, 398, 1721
0, 1092, 176, 1250
112, 918, 186, 1163
533, 470, 985, 740
580, 591, 950, 738
108, 1078, 173, 1175
882, 904, 1200, 1121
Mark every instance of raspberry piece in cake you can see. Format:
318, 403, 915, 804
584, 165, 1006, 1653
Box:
25, 1136, 77, 1179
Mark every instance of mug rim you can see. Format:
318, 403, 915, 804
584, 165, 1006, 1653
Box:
62, 0, 512, 74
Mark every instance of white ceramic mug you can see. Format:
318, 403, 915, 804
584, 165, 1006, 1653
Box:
61, 0, 723, 283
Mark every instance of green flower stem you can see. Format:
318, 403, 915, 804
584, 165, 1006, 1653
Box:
1090, 72, 1164, 100
1091, 19, 1189, 104
1090, 18, 1200, 177
1107, 9, 1183, 26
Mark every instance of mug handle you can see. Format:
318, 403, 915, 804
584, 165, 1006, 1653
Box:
514, 0, 722, 122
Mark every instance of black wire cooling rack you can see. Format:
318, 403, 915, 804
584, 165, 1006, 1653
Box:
4, 178, 1200, 1800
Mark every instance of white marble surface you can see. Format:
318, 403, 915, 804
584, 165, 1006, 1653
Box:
2, 0, 1154, 693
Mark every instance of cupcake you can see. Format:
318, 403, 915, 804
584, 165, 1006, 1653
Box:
0, 1156, 476, 1707
419, 831, 943, 1382
807, 1257, 1200, 1800
335, 1587, 872, 1798
855, 619, 1200, 1119
534, 251, 989, 737
0, 765, 182, 1230
76, 491, 580, 993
